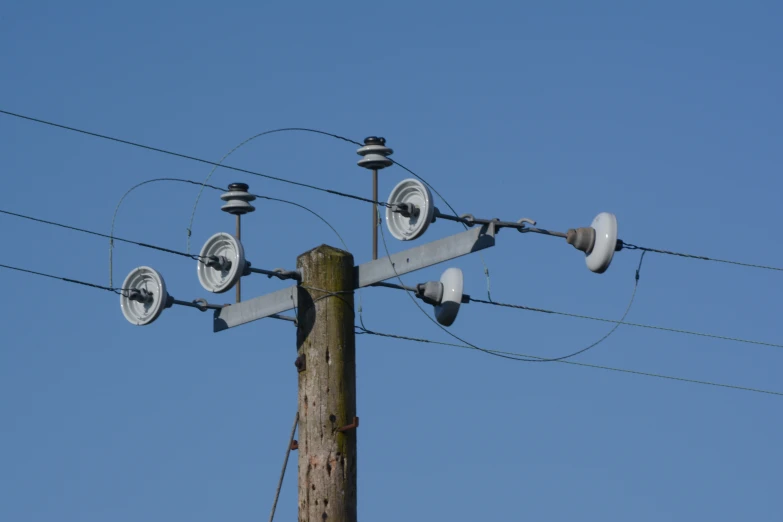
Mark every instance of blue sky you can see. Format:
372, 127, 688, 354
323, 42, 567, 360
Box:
1, 2, 781, 521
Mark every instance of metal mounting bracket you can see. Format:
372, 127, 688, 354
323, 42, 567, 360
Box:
212, 225, 496, 332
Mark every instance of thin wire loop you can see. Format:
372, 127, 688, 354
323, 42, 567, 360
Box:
377, 219, 642, 362
107, 177, 348, 286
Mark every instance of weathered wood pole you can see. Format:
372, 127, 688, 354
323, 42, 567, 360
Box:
296, 245, 357, 522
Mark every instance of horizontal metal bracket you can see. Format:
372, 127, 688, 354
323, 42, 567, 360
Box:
213, 225, 496, 332
354, 224, 495, 288
213, 286, 298, 332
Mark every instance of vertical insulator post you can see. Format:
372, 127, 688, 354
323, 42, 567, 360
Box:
220, 182, 256, 303
356, 137, 393, 260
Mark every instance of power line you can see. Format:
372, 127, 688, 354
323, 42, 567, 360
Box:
4, 257, 779, 398
5, 108, 782, 279
0, 207, 202, 262
356, 326, 783, 398
0, 109, 390, 208
0, 108, 496, 300
0, 262, 123, 294
468, 295, 783, 350
621, 241, 783, 273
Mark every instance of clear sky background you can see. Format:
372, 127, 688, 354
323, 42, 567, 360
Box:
1, 2, 781, 521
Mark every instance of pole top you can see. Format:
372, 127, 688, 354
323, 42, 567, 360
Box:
364, 136, 386, 146
221, 182, 256, 215
357, 136, 393, 170
228, 182, 250, 192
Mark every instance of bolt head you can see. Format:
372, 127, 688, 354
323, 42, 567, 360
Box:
364, 136, 386, 145
228, 182, 249, 191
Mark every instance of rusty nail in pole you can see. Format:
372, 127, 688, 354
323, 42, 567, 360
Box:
337, 416, 359, 433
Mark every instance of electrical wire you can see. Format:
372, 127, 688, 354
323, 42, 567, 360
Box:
0, 109, 390, 208
390, 157, 495, 300
0, 207, 202, 262
3, 259, 779, 398
468, 295, 783, 350
268, 411, 299, 522
0, 108, 494, 300
356, 327, 783, 398
0, 262, 125, 295
185, 127, 361, 254
376, 219, 642, 362
107, 178, 348, 286
7, 108, 782, 283
621, 242, 783, 273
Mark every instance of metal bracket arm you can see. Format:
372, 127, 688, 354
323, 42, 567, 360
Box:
213, 225, 497, 332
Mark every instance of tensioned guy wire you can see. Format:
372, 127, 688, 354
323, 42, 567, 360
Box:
108, 178, 348, 286
356, 327, 783, 398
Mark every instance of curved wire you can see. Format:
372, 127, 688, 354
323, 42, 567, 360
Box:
377, 221, 643, 362
390, 158, 495, 300
108, 178, 349, 286
110, 178, 212, 286
187, 128, 360, 254
185, 131, 361, 319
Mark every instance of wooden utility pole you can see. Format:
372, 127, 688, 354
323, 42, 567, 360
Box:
296, 245, 357, 522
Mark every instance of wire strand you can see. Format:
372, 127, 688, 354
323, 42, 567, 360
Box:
268, 410, 299, 522
622, 242, 783, 272
0, 109, 390, 208
0, 107, 494, 303
1, 207, 202, 262
110, 178, 219, 286
468, 294, 783, 350
0, 262, 123, 294
186, 128, 361, 254
356, 326, 783, 397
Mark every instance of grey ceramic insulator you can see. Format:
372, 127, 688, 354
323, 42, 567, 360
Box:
566, 227, 596, 254
220, 186, 257, 215
417, 281, 444, 306
357, 136, 393, 170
